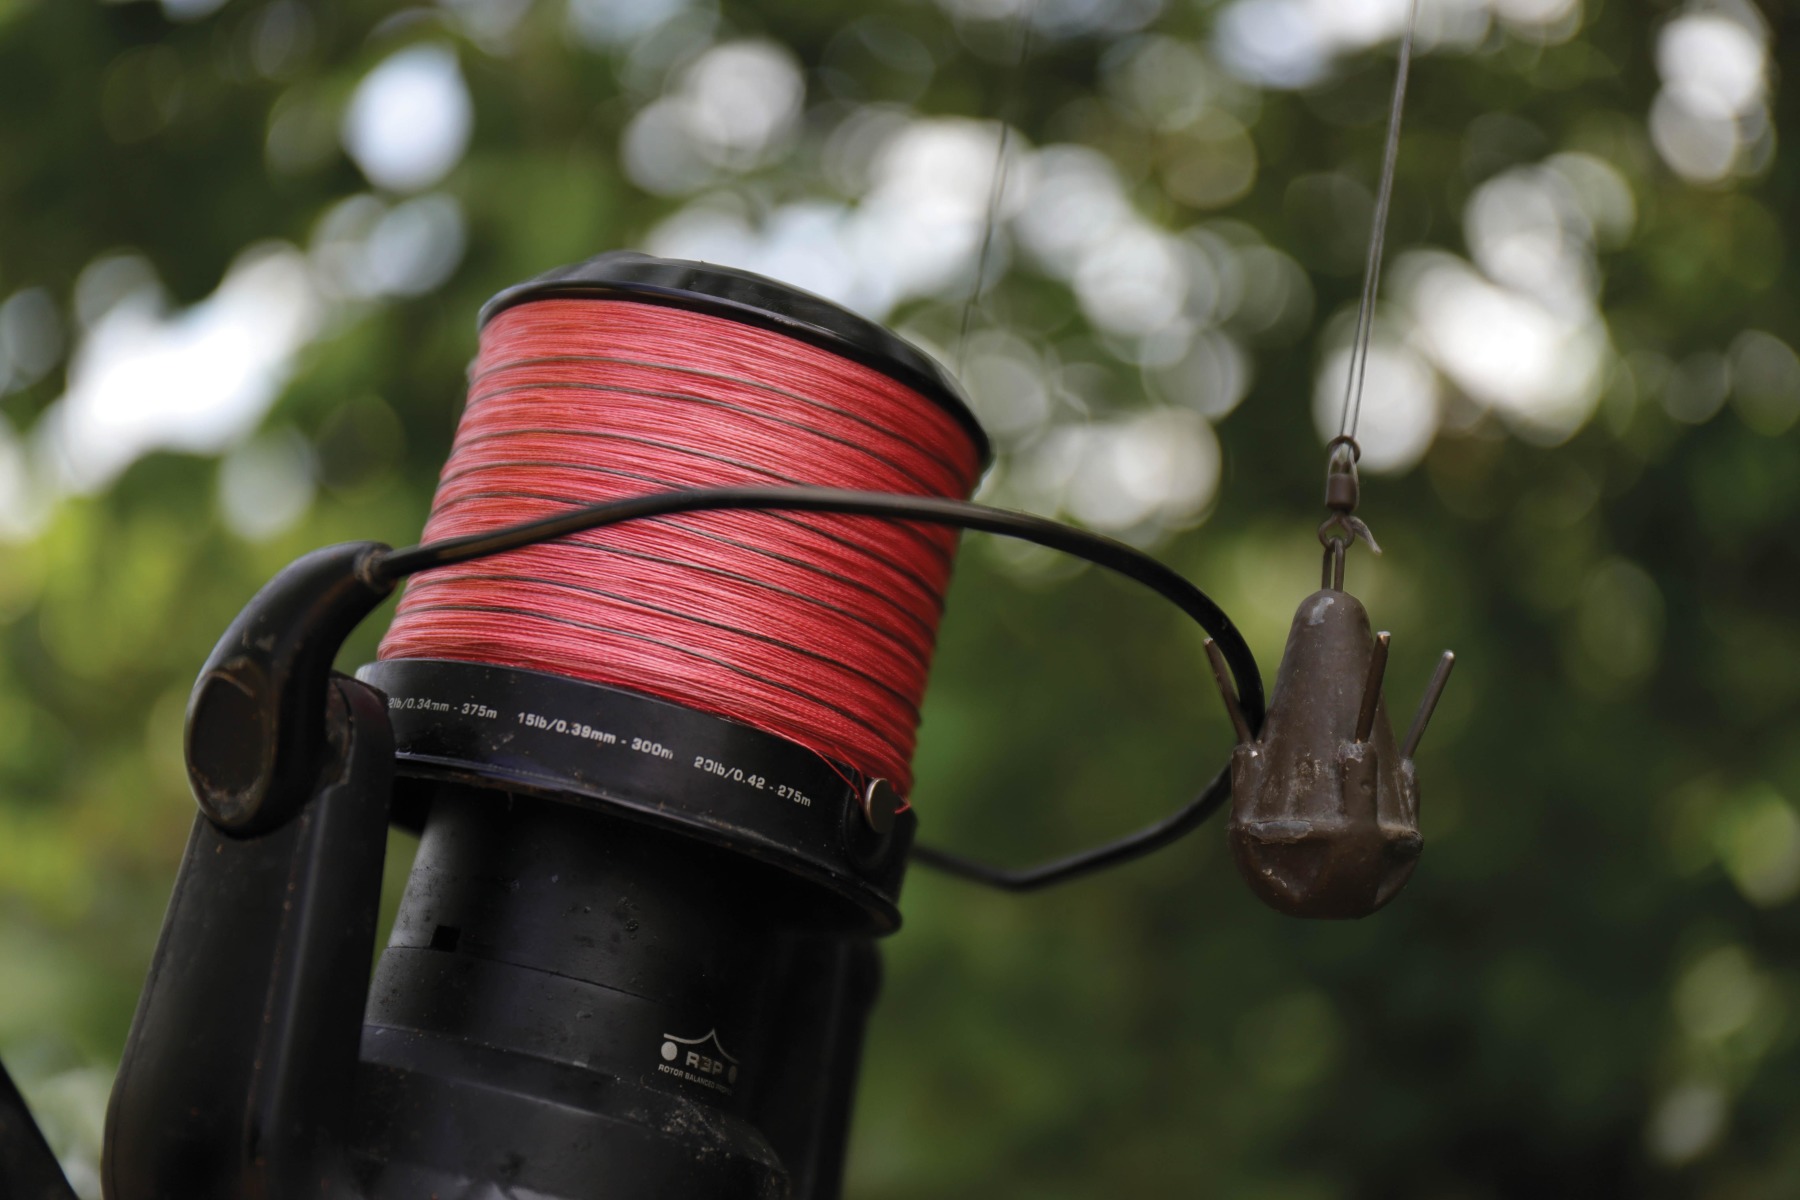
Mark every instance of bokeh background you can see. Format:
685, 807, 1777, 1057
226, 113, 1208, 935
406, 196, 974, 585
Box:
3, 0, 1799, 1195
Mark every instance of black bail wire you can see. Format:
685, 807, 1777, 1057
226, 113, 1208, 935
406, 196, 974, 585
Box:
368, 484, 1264, 892
1321, 0, 1420, 584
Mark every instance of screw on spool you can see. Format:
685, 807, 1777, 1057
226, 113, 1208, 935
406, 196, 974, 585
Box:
860, 778, 901, 835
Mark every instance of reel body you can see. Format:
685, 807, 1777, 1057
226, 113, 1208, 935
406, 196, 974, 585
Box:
108, 548, 903, 1200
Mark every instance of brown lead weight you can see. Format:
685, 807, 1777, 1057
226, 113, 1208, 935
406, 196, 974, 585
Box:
1205, 588, 1453, 919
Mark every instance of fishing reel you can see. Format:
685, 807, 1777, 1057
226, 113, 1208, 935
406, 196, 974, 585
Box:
0, 254, 1448, 1199
0, 2, 1465, 1189
0, 0, 1507, 1186
0, 246, 1451, 1200
46, 253, 1272, 1200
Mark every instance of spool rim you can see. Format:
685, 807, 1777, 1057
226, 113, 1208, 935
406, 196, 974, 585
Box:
478, 251, 993, 467
359, 657, 913, 933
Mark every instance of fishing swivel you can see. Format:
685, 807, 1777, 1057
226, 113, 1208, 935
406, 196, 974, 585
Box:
1318, 435, 1381, 592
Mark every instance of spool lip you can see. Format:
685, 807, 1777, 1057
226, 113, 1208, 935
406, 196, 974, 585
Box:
358, 657, 914, 934
478, 251, 992, 467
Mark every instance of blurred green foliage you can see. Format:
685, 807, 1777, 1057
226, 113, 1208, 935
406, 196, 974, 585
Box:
3, 0, 1800, 1196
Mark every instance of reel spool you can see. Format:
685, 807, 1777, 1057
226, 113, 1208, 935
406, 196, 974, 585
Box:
353, 255, 985, 1195
367, 251, 993, 934
98, 253, 1265, 1200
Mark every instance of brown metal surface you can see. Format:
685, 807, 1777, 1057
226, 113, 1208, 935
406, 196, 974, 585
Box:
1217, 589, 1425, 919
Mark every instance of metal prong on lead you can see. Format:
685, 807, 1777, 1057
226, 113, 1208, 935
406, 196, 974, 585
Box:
1204, 638, 1254, 745
1401, 650, 1456, 759
1355, 631, 1391, 744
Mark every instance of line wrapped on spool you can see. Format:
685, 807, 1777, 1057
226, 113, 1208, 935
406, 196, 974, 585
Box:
379, 297, 984, 793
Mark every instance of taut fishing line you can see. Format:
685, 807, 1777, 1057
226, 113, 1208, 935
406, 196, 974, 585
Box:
958, 0, 1037, 367
1336, 0, 1422, 447
379, 299, 984, 792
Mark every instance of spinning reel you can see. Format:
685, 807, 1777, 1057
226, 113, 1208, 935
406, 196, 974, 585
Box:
0, 247, 1452, 1200
0, 7, 1461, 1198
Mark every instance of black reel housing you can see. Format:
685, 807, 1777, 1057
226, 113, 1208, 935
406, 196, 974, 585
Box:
345, 662, 914, 1198
101, 254, 989, 1200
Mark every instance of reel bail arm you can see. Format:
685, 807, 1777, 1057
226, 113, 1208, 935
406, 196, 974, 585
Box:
184, 542, 396, 835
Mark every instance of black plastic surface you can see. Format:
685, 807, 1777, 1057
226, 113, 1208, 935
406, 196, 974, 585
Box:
354, 782, 882, 1200
356, 658, 913, 932
185, 540, 394, 833
107, 676, 395, 1200
355, 788, 792, 1198
476, 251, 991, 465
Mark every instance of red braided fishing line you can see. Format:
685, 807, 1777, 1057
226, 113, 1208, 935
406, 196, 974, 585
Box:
378, 299, 984, 793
